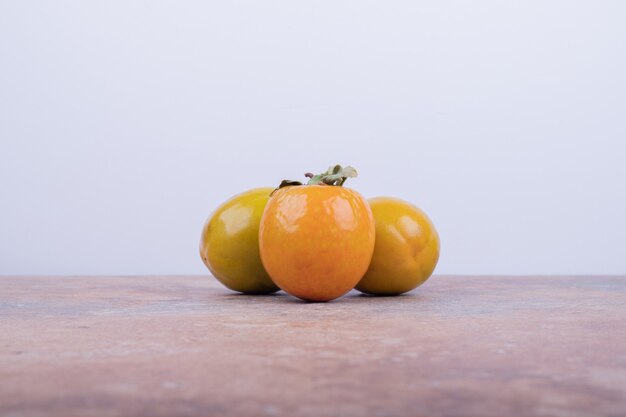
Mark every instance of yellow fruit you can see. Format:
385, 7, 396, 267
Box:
356, 197, 440, 295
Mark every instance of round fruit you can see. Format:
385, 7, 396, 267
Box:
200, 187, 279, 294
259, 184, 375, 302
355, 197, 440, 295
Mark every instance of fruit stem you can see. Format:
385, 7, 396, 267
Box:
272, 164, 358, 195
306, 165, 358, 186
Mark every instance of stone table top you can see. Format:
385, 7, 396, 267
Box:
1, 275, 625, 417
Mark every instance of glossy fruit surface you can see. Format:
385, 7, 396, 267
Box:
200, 187, 279, 294
259, 185, 375, 302
356, 197, 440, 295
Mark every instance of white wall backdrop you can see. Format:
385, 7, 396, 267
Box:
1, 1, 625, 275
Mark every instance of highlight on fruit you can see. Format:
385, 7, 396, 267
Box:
199, 164, 440, 302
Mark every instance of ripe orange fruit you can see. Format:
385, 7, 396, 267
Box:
356, 197, 440, 295
200, 187, 279, 294
259, 166, 375, 302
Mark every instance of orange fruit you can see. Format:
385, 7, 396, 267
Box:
259, 184, 375, 302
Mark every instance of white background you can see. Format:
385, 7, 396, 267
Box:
1, 1, 625, 275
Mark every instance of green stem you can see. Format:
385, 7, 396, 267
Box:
272, 164, 358, 195
305, 164, 358, 186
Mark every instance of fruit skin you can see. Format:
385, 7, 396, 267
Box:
356, 197, 440, 295
200, 187, 279, 294
259, 185, 375, 302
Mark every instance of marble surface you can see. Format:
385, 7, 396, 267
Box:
1, 275, 625, 417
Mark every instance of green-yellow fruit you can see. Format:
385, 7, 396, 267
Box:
200, 187, 279, 294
